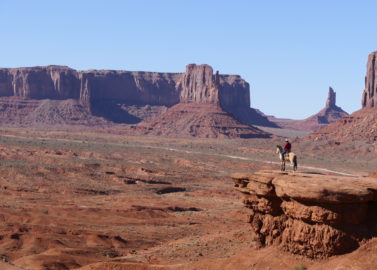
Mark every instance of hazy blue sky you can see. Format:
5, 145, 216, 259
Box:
1, 0, 376, 119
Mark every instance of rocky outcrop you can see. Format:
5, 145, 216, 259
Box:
233, 171, 377, 258
80, 70, 181, 106
178, 64, 276, 127
270, 87, 348, 131
0, 66, 80, 99
362, 51, 377, 108
312, 87, 348, 125
127, 64, 272, 138
179, 64, 220, 104
326, 87, 336, 108
306, 51, 377, 142
0, 64, 275, 127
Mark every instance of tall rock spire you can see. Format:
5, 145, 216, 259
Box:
362, 51, 377, 108
326, 87, 336, 108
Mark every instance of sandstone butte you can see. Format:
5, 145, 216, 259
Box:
232, 171, 377, 259
129, 64, 271, 138
0, 64, 276, 132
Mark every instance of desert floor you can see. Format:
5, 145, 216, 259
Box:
0, 128, 375, 270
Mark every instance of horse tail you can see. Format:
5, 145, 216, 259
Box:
293, 155, 298, 171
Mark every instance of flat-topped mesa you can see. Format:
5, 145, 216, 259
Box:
232, 171, 377, 258
0, 64, 250, 109
326, 87, 336, 108
0, 66, 80, 99
79, 70, 181, 107
179, 64, 220, 105
0, 64, 277, 127
362, 51, 377, 108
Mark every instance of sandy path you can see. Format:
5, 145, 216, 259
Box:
0, 133, 358, 177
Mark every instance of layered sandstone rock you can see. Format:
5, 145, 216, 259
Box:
233, 171, 377, 258
179, 64, 220, 104
80, 70, 181, 106
0, 66, 80, 99
0, 64, 275, 127
128, 65, 271, 138
362, 51, 377, 108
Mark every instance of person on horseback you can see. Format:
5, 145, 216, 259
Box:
282, 138, 291, 160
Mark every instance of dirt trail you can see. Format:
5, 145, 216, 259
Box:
0, 133, 358, 177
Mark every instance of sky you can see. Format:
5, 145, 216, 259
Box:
1, 0, 376, 119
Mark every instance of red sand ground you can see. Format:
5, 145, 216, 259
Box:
0, 128, 375, 269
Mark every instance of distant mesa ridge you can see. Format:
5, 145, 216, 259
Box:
0, 64, 275, 135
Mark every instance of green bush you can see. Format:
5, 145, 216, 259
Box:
292, 264, 307, 270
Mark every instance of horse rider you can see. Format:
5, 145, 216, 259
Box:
282, 138, 291, 160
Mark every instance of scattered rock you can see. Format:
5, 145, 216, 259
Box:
156, 187, 187, 195
167, 207, 201, 212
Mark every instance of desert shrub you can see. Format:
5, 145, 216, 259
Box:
292, 264, 307, 270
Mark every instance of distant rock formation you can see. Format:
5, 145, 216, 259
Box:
269, 87, 348, 131
0, 64, 276, 128
314, 87, 348, 124
129, 103, 270, 138
362, 51, 377, 108
307, 51, 377, 142
0, 66, 80, 99
326, 86, 336, 108
233, 171, 377, 258
129, 64, 271, 138
179, 64, 220, 104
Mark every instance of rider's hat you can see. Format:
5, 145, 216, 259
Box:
285, 138, 289, 142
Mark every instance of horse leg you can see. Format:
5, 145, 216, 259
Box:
281, 161, 285, 171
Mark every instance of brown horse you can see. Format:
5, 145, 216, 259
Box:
276, 145, 297, 171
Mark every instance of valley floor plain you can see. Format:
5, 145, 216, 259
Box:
0, 128, 376, 269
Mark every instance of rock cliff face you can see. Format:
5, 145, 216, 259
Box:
178, 64, 276, 127
129, 64, 271, 138
80, 70, 181, 106
0, 66, 80, 99
362, 51, 377, 108
0, 66, 181, 106
179, 64, 220, 104
0, 64, 274, 127
233, 171, 377, 258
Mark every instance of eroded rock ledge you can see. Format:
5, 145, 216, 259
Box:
232, 171, 377, 258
